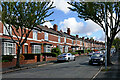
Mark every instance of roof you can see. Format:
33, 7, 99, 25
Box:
37, 25, 61, 36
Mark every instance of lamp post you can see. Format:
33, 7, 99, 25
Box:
104, 2, 107, 70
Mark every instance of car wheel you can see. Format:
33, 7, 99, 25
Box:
68, 58, 70, 62
73, 58, 76, 61
89, 61, 92, 65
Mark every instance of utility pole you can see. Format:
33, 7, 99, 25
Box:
104, 2, 107, 70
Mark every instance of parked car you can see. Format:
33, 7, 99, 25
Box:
89, 53, 105, 65
88, 51, 94, 56
57, 53, 75, 62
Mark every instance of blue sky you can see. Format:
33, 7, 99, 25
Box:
42, 0, 105, 42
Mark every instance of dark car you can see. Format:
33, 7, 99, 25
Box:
89, 53, 105, 65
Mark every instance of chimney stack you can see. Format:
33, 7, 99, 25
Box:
76, 35, 79, 38
60, 30, 62, 32
82, 37, 84, 40
67, 28, 70, 35
53, 24, 58, 31
45, 25, 48, 28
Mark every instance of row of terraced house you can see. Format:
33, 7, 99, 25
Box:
0, 21, 105, 56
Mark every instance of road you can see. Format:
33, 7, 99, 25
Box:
2, 56, 102, 79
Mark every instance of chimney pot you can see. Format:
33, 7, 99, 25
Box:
45, 25, 48, 28
53, 24, 58, 31
60, 30, 62, 32
67, 28, 70, 35
76, 35, 79, 38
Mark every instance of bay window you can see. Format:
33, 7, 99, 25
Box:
3, 42, 16, 55
44, 45, 51, 53
32, 45, 41, 54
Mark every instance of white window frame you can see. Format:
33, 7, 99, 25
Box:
64, 37, 66, 43
65, 46, 68, 53
44, 32, 48, 41
3, 42, 16, 55
59, 45, 63, 53
76, 40, 77, 44
72, 40, 74, 44
32, 45, 41, 54
3, 24, 12, 35
33, 30, 38, 40
80, 41, 82, 45
58, 36, 61, 43
44, 45, 51, 53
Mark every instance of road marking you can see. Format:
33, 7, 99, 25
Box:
91, 66, 103, 80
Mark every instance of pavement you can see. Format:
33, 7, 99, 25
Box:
1, 60, 56, 74
93, 51, 120, 80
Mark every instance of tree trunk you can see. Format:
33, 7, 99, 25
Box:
107, 41, 112, 66
16, 46, 21, 68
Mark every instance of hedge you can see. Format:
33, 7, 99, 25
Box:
2, 55, 14, 62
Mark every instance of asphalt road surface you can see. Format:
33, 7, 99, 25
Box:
2, 56, 102, 79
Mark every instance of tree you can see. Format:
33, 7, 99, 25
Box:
2, 2, 55, 68
113, 37, 120, 52
68, 2, 120, 65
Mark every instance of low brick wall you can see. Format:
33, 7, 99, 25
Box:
1, 56, 57, 68
2, 56, 37, 68
46, 57, 57, 61
75, 54, 79, 57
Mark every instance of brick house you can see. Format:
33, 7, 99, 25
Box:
0, 21, 105, 56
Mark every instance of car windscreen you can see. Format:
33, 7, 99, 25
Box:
62, 53, 67, 55
92, 53, 102, 57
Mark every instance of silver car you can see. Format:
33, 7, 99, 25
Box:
57, 53, 75, 62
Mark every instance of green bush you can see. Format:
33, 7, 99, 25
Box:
51, 48, 61, 57
2, 55, 14, 62
71, 52, 78, 55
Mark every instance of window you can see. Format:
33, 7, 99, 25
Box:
44, 32, 48, 40
58, 36, 61, 43
64, 37, 66, 43
80, 41, 82, 45
65, 46, 68, 53
3, 24, 12, 35
3, 42, 16, 55
24, 45, 28, 53
20, 47, 22, 54
44, 45, 51, 53
59, 45, 63, 53
76, 40, 77, 44
32, 45, 41, 54
76, 47, 79, 50
72, 40, 74, 44
33, 30, 37, 40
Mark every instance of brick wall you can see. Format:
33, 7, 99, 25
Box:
46, 57, 57, 61
1, 56, 37, 68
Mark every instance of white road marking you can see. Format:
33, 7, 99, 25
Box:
91, 66, 103, 80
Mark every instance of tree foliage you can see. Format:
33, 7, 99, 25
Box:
68, 2, 120, 65
2, 2, 55, 67
113, 37, 120, 51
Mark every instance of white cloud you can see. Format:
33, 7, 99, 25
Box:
86, 33, 92, 36
42, 22, 53, 28
60, 17, 102, 36
51, 0, 71, 14
60, 17, 84, 34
